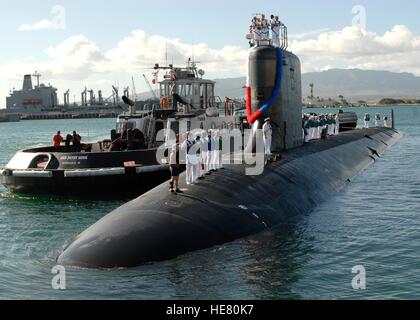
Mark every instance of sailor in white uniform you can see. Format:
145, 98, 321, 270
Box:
205, 130, 216, 173
263, 118, 273, 155
384, 116, 389, 128
334, 114, 340, 135
200, 130, 208, 176
248, 16, 259, 47
375, 114, 381, 127
364, 113, 371, 129
181, 132, 195, 185
212, 130, 220, 170
217, 130, 226, 169
194, 133, 204, 181
261, 15, 270, 40
270, 16, 281, 48
253, 25, 264, 43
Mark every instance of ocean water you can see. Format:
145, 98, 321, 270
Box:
0, 106, 419, 300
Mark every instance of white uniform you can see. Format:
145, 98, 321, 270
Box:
375, 115, 381, 127
193, 138, 204, 181
263, 122, 273, 155
335, 116, 340, 135
261, 19, 269, 40
205, 135, 215, 172
253, 28, 263, 41
249, 21, 258, 39
217, 132, 225, 169
271, 19, 281, 47
182, 139, 195, 185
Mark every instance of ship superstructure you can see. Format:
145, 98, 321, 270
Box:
6, 72, 58, 112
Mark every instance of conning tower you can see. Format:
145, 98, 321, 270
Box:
247, 27, 303, 151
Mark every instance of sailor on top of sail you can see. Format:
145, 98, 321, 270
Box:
249, 16, 258, 34
270, 16, 281, 48
253, 25, 264, 42
261, 15, 270, 40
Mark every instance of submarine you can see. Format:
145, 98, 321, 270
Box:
57, 23, 401, 268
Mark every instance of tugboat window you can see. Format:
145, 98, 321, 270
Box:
29, 155, 51, 170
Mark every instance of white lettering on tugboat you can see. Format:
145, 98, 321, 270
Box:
60, 156, 88, 161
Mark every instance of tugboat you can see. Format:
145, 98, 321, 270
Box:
0, 60, 246, 197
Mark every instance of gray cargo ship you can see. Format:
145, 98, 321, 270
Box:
2, 72, 133, 120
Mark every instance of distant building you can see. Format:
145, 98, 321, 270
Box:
6, 74, 58, 112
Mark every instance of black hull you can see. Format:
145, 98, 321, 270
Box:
1, 147, 173, 198
1, 170, 171, 198
58, 128, 401, 268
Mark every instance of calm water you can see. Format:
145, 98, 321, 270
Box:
0, 107, 419, 300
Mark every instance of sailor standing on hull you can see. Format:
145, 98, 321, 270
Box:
335, 114, 340, 135
214, 130, 223, 170
205, 130, 215, 174
194, 133, 205, 181
263, 118, 273, 155
181, 132, 195, 185
375, 114, 381, 127
364, 113, 371, 129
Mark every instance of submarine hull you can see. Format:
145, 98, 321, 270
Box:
58, 127, 401, 268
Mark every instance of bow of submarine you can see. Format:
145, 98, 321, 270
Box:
57, 165, 271, 268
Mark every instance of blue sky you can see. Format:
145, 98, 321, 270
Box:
1, 0, 419, 55
1, 0, 420, 104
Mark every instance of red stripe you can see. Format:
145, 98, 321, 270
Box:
246, 86, 263, 125
246, 86, 253, 124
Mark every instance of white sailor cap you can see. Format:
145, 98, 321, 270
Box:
264, 117, 271, 122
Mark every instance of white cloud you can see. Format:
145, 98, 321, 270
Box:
18, 20, 53, 31
290, 25, 420, 74
104, 30, 248, 77
0, 30, 248, 83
